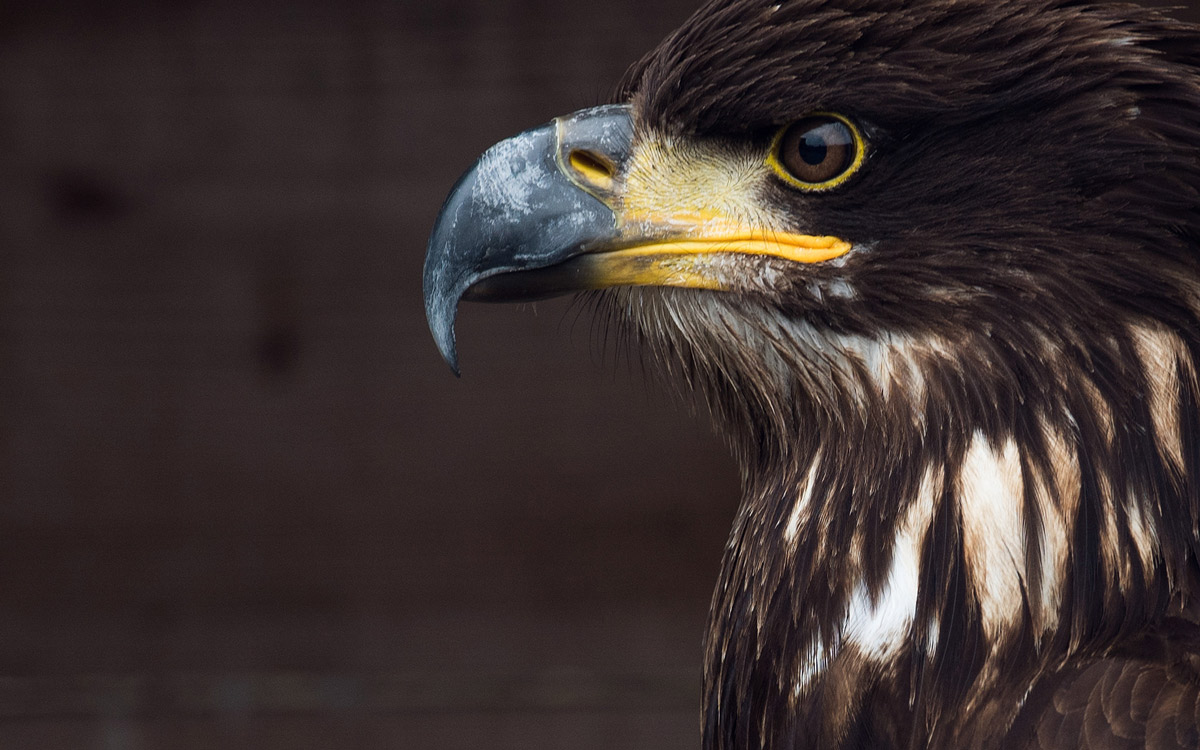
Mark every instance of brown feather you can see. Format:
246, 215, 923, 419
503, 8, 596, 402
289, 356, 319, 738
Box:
598, 0, 1200, 747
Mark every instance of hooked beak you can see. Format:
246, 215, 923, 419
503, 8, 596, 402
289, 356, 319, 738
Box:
423, 104, 850, 373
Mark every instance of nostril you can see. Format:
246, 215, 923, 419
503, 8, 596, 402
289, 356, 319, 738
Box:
568, 149, 616, 191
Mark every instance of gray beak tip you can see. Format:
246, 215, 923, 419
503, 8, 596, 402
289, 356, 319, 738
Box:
423, 265, 466, 377
429, 314, 463, 376
436, 335, 462, 377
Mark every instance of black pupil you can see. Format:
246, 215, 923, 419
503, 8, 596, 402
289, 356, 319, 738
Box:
798, 132, 827, 165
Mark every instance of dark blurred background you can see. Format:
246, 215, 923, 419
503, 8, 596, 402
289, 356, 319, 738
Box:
0, 1, 1196, 748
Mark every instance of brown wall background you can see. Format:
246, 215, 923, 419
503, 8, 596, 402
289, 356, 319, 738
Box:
1, 1, 1196, 748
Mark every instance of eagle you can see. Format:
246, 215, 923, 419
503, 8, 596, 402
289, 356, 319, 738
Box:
422, 0, 1200, 747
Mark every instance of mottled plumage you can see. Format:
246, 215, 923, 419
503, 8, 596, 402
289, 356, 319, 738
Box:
424, 0, 1200, 747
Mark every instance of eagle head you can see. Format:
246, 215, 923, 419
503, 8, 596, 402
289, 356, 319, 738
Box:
424, 0, 1200, 747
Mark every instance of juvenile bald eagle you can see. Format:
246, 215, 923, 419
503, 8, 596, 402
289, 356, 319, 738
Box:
423, 0, 1200, 746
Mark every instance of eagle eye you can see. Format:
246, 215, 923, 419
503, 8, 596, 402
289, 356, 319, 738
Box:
769, 114, 864, 190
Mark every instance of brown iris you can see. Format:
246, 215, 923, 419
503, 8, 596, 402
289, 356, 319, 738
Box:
775, 115, 861, 188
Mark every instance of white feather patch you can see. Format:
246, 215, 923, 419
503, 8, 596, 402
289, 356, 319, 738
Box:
1129, 322, 1186, 476
833, 332, 938, 401
793, 638, 832, 695
841, 464, 939, 660
1027, 419, 1078, 634
958, 432, 1026, 641
1125, 492, 1159, 581
784, 455, 822, 543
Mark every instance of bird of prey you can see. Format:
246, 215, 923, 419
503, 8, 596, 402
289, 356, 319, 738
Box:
423, 0, 1200, 746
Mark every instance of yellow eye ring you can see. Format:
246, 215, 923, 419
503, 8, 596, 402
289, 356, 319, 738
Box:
767, 112, 866, 191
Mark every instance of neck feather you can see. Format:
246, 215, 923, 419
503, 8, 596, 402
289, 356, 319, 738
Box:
615, 289, 1200, 748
